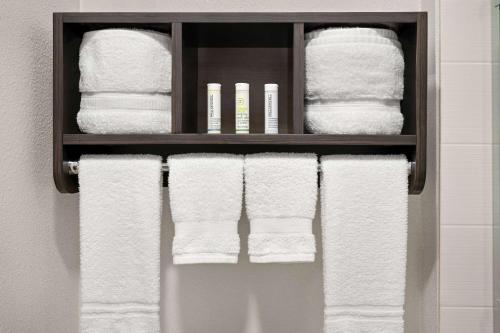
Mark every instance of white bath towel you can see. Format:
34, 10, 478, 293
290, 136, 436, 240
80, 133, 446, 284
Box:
244, 153, 318, 263
168, 154, 244, 264
305, 28, 404, 101
305, 100, 403, 135
78, 155, 163, 333
320, 155, 408, 333
77, 92, 171, 134
79, 29, 172, 93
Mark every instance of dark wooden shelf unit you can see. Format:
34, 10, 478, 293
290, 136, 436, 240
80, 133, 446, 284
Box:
54, 12, 427, 194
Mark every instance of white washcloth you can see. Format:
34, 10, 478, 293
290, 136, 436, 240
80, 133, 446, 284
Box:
305, 100, 403, 135
305, 28, 404, 101
168, 154, 244, 264
77, 92, 171, 134
320, 155, 408, 333
79, 29, 172, 93
244, 153, 318, 263
79, 155, 163, 333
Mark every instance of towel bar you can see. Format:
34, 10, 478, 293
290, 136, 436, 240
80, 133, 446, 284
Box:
63, 160, 414, 176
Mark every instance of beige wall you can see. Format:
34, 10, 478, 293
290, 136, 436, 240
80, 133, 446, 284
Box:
0, 1, 439, 332
439, 0, 495, 332
0, 0, 80, 332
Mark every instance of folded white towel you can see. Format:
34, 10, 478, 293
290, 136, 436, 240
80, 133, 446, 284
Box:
305, 27, 398, 42
244, 153, 318, 263
77, 92, 171, 134
320, 155, 408, 333
79, 29, 172, 93
306, 34, 402, 49
305, 28, 404, 101
168, 154, 244, 264
305, 100, 403, 134
79, 155, 163, 333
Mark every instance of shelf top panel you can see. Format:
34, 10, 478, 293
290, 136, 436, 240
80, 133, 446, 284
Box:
56, 12, 426, 24
63, 134, 417, 146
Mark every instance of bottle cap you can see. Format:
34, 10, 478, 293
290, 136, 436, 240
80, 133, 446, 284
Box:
207, 83, 221, 90
235, 83, 250, 90
265, 83, 278, 91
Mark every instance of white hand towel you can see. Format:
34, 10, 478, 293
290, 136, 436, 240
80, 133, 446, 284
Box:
244, 153, 318, 263
79, 155, 163, 333
305, 100, 403, 135
305, 28, 404, 101
168, 154, 244, 264
320, 155, 408, 333
79, 29, 172, 93
77, 92, 171, 134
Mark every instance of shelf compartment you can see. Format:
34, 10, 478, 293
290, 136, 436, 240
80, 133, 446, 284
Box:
303, 20, 424, 136
56, 20, 173, 135
180, 23, 297, 134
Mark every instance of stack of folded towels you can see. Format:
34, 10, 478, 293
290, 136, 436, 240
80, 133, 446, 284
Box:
78, 29, 172, 134
305, 27, 405, 135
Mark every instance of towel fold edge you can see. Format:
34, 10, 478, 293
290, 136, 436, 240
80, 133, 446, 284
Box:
248, 233, 316, 258
305, 107, 403, 135
173, 253, 239, 265
77, 109, 172, 134
250, 253, 315, 263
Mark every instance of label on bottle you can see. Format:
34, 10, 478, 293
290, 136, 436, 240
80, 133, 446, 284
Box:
207, 87, 221, 134
235, 88, 249, 134
265, 90, 278, 134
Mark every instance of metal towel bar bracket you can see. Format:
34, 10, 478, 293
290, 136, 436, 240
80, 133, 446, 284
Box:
63, 160, 414, 176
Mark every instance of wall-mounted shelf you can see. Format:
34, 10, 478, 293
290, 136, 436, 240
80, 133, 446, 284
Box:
53, 12, 427, 194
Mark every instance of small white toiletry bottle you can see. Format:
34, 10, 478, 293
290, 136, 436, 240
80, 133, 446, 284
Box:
264, 84, 278, 134
207, 83, 221, 134
235, 83, 250, 134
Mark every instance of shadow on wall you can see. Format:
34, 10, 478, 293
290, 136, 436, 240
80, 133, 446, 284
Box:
25, 21, 80, 332
25, 22, 81, 275
161, 188, 324, 333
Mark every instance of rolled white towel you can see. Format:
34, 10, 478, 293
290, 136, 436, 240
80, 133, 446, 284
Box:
168, 154, 244, 264
305, 100, 404, 135
305, 34, 402, 50
305, 27, 398, 42
79, 29, 172, 93
77, 93, 171, 134
305, 27, 404, 101
244, 153, 318, 263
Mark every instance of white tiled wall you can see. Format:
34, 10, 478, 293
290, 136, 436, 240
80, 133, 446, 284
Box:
439, 0, 494, 331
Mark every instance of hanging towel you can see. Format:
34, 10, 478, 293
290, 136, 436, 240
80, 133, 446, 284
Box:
244, 153, 318, 263
305, 27, 404, 135
168, 154, 244, 264
320, 155, 408, 333
79, 29, 172, 93
79, 155, 162, 333
77, 93, 172, 134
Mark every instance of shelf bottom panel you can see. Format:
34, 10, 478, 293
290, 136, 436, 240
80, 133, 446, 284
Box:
63, 134, 417, 146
